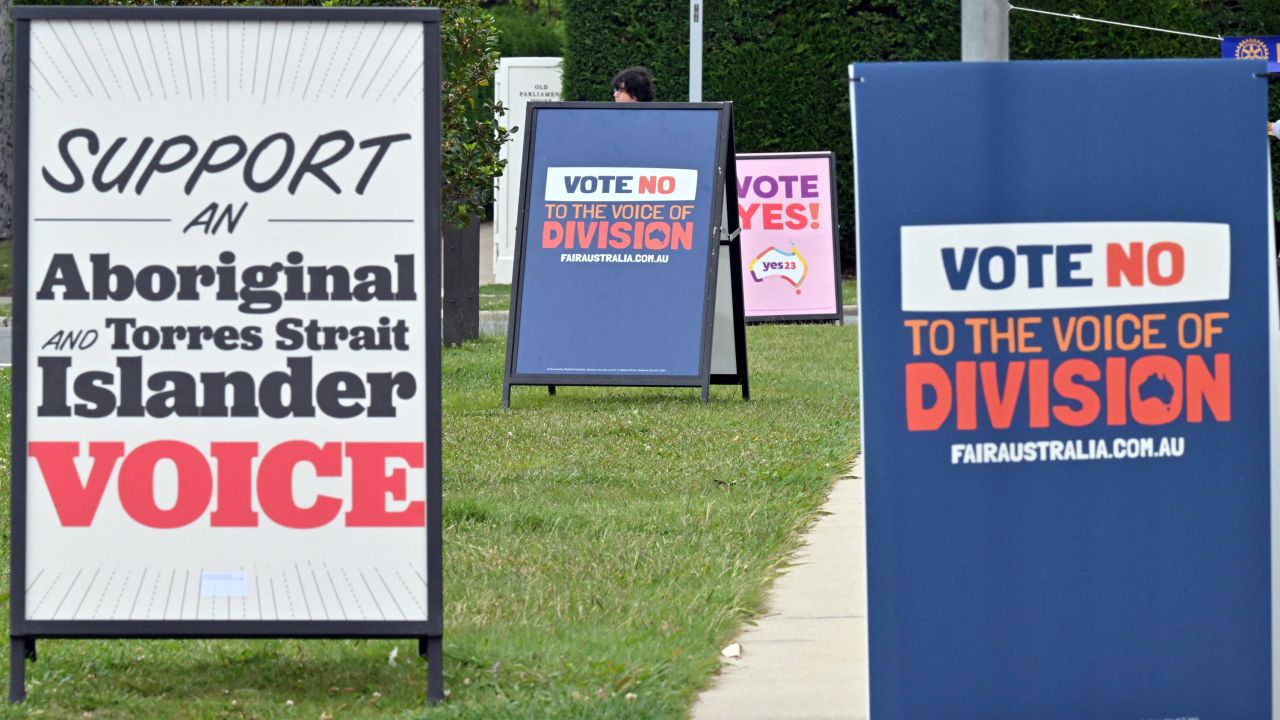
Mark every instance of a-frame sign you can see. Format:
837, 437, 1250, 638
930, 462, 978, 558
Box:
11, 5, 444, 704
502, 102, 749, 406
736, 151, 844, 324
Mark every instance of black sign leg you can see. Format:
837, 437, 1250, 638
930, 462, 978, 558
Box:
716, 126, 749, 403
547, 385, 556, 396
426, 635, 444, 705
700, 383, 710, 404
502, 382, 511, 409
9, 637, 29, 703
25, 638, 36, 663
725, 237, 750, 402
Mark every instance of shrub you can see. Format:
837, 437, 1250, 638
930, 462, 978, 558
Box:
490, 1, 564, 57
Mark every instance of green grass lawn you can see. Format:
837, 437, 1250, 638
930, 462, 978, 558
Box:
0, 238, 10, 317
0, 325, 860, 718
842, 277, 858, 306
482, 278, 859, 313
479, 284, 511, 312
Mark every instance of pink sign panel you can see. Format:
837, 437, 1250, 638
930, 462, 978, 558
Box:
736, 152, 842, 321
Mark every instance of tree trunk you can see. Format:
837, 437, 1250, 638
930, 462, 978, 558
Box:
442, 218, 480, 345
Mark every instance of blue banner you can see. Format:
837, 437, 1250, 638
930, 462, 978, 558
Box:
512, 106, 721, 377
1223, 36, 1280, 73
851, 59, 1276, 718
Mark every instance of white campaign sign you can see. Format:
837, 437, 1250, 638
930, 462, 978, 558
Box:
25, 17, 428, 622
493, 57, 561, 284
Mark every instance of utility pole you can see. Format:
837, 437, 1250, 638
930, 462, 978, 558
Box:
689, 1, 703, 101
961, 0, 1009, 61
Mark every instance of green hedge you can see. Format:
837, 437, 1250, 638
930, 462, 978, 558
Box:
492, 2, 565, 57
564, 0, 1280, 275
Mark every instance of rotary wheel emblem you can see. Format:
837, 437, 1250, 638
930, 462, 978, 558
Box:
1236, 37, 1270, 60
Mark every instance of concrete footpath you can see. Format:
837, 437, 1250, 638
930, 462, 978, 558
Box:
691, 455, 868, 720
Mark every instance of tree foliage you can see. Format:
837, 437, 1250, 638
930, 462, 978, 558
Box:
1, 0, 13, 242
436, 0, 514, 227
563, 0, 1280, 274
315, 0, 515, 227
488, 0, 564, 58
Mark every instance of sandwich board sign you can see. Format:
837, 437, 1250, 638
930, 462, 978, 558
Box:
851, 59, 1279, 718
736, 151, 843, 323
492, 57, 562, 284
502, 102, 748, 406
10, 6, 444, 703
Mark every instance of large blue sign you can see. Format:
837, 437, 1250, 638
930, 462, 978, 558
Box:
1223, 36, 1280, 73
851, 59, 1277, 718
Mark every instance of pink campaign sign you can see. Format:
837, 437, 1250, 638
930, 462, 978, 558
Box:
736, 152, 841, 320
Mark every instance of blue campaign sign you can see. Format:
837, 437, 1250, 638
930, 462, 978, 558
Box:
851, 60, 1278, 718
1223, 36, 1280, 73
504, 103, 748, 404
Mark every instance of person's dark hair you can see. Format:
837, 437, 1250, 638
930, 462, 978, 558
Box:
611, 66, 655, 102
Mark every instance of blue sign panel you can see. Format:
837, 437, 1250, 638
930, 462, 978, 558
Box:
1223, 36, 1280, 73
851, 59, 1276, 718
509, 105, 724, 379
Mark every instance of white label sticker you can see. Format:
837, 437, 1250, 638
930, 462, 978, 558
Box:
201, 572, 248, 598
900, 222, 1231, 311
544, 167, 698, 201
